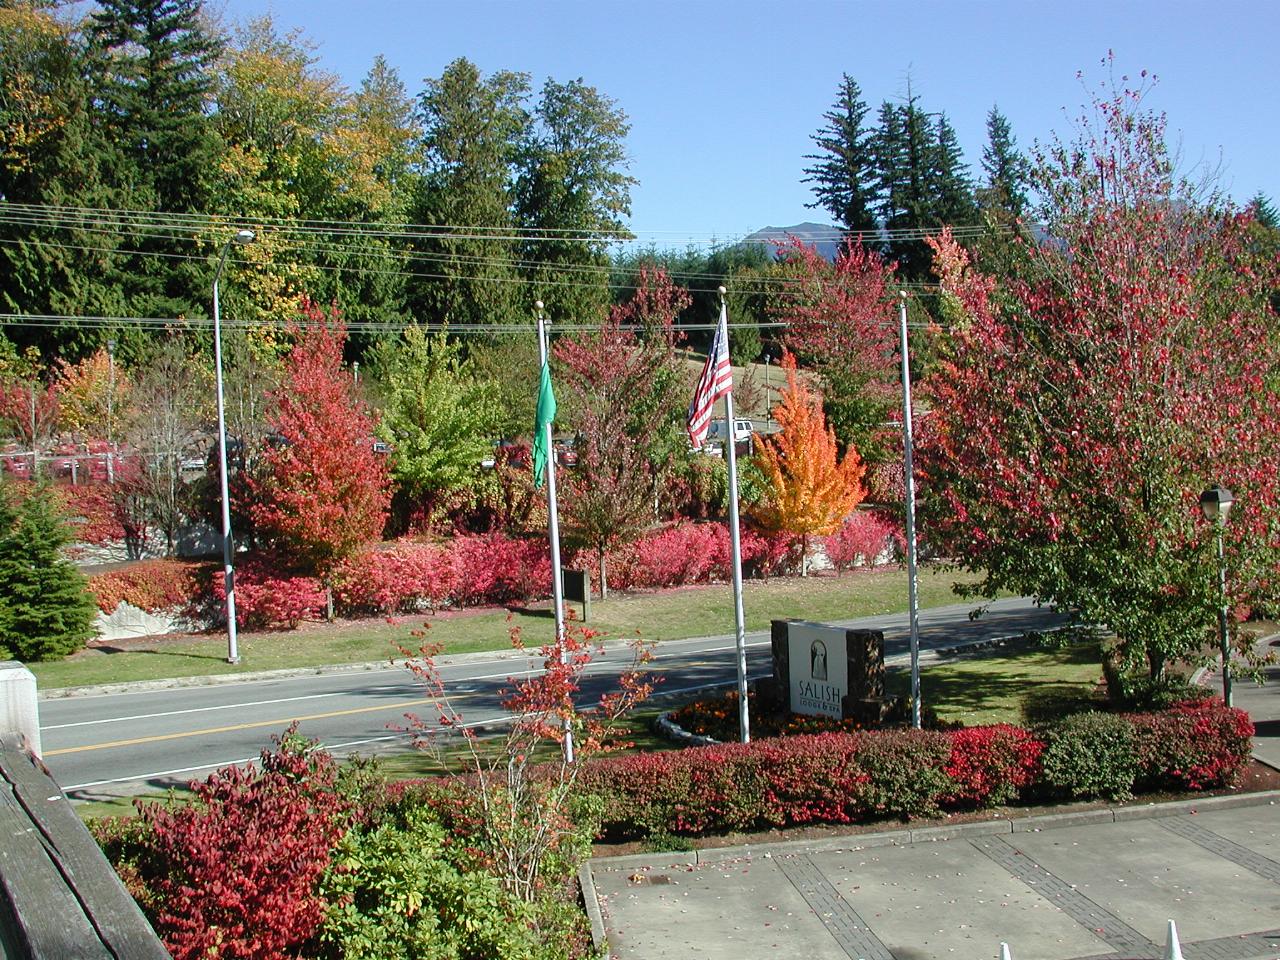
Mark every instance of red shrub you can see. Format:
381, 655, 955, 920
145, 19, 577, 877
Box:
628, 523, 726, 589
93, 731, 353, 960
1129, 699, 1254, 790
448, 532, 551, 607
944, 725, 1044, 808
332, 541, 457, 615
209, 554, 326, 629
89, 559, 209, 614
739, 527, 797, 578
57, 482, 124, 544
824, 511, 903, 571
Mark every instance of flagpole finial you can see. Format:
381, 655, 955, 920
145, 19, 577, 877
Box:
718, 285, 726, 296
535, 300, 544, 312
899, 289, 908, 300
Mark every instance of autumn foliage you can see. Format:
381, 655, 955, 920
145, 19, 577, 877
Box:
250, 301, 391, 585
751, 351, 866, 570
922, 78, 1280, 680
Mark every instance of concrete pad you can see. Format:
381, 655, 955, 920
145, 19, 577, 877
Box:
590, 857, 849, 960
810, 842, 1111, 960
1184, 802, 1280, 862
1004, 819, 1277, 942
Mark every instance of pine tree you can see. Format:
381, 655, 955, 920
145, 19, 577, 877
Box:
0, 481, 99, 661
1248, 191, 1278, 231
930, 114, 977, 227
875, 90, 936, 279
803, 74, 879, 237
88, 0, 223, 319
979, 106, 1031, 220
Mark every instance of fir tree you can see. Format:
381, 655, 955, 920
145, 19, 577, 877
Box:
0, 481, 99, 661
875, 89, 936, 279
979, 105, 1031, 220
930, 114, 977, 227
88, 0, 223, 319
803, 74, 879, 237
1248, 191, 1278, 231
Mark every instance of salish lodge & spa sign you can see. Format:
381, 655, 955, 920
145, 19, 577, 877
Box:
787, 623, 848, 719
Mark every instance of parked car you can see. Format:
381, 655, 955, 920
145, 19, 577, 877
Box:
706, 418, 755, 445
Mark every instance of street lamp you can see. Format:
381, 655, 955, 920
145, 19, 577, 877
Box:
1199, 485, 1235, 707
106, 338, 115, 483
213, 228, 255, 664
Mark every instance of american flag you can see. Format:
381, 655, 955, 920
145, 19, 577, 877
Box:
687, 303, 732, 449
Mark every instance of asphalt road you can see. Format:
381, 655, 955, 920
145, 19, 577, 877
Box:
38, 597, 1069, 800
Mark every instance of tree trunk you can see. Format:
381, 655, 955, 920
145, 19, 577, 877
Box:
1146, 646, 1166, 682
800, 534, 809, 577
325, 583, 335, 622
597, 546, 609, 601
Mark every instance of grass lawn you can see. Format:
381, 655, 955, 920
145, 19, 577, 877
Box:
36, 564, 995, 690
886, 638, 1104, 727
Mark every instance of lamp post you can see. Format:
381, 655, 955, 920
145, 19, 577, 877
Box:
106, 338, 115, 483
1199, 485, 1235, 706
213, 229, 255, 664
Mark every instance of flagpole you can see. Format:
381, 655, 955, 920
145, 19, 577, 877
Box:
536, 301, 573, 763
898, 291, 922, 730
719, 288, 751, 744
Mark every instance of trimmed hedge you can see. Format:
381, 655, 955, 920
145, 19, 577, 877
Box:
580, 702, 1251, 841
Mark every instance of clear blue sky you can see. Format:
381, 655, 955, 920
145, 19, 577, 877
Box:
217, 0, 1278, 246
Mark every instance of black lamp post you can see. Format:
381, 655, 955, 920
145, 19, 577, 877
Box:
1199, 485, 1235, 707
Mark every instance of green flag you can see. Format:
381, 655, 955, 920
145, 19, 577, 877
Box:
533, 359, 556, 487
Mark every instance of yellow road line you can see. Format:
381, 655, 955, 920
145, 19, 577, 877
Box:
44, 697, 433, 756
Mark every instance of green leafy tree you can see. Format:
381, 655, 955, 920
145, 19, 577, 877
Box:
803, 74, 879, 236
515, 77, 635, 326
0, 480, 98, 661
372, 327, 500, 525
409, 58, 529, 328
979, 105, 1031, 220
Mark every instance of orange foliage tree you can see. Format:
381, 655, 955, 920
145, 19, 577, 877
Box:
751, 352, 866, 574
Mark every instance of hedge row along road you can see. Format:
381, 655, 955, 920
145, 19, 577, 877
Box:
40, 597, 1068, 800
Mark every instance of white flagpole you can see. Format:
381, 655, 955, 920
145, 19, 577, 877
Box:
719, 288, 751, 744
536, 301, 573, 763
898, 291, 922, 729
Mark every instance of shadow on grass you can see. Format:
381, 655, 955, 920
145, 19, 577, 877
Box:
886, 641, 1104, 725
86, 643, 227, 663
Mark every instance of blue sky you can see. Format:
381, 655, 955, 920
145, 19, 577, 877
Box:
217, 0, 1278, 246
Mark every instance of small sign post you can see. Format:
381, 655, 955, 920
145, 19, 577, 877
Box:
562, 568, 590, 621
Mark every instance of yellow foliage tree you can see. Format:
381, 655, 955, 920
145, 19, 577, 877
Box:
751, 352, 865, 574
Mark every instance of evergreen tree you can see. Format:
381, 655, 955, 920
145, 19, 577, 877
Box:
0, 481, 98, 661
87, 0, 223, 319
979, 105, 1031, 220
409, 58, 529, 328
803, 74, 878, 237
0, 3, 127, 360
930, 114, 977, 227
875, 90, 936, 279
1248, 191, 1278, 231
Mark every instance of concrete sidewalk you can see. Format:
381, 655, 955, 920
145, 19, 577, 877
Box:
587, 794, 1280, 960
586, 632, 1280, 960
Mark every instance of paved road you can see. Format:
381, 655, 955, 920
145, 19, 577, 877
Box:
39, 597, 1068, 800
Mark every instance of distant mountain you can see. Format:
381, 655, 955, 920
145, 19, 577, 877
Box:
742, 221, 844, 261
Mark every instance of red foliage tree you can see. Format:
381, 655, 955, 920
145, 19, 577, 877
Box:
554, 266, 690, 596
250, 301, 390, 613
921, 72, 1280, 683
774, 238, 899, 461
